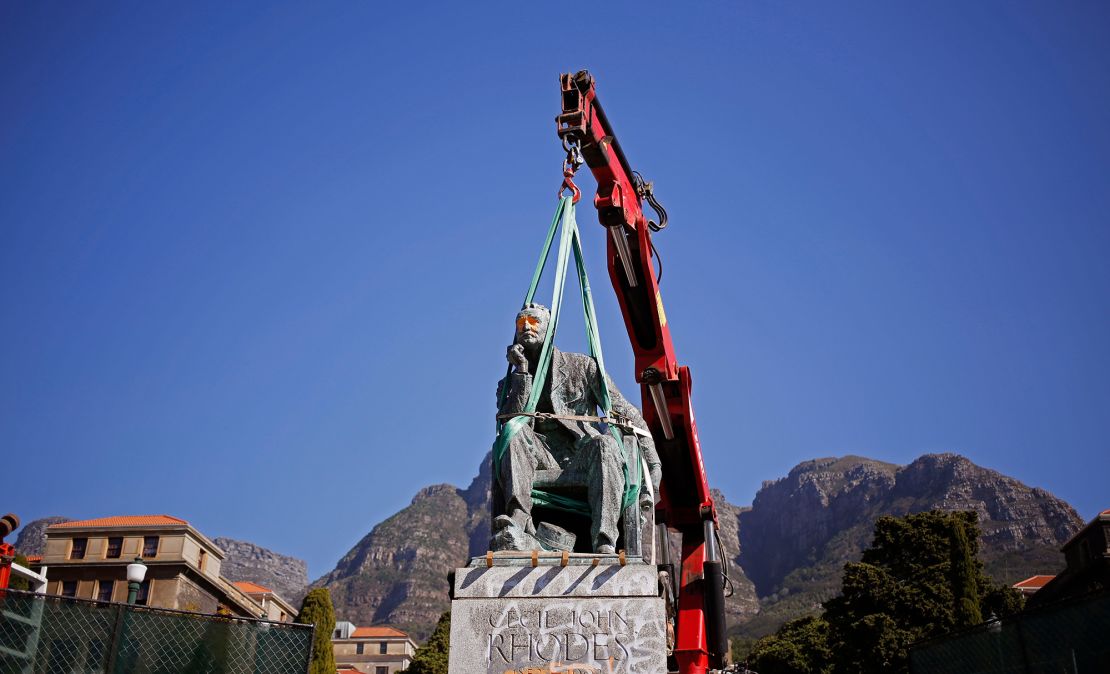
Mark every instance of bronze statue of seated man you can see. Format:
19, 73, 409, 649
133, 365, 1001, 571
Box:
493, 303, 662, 554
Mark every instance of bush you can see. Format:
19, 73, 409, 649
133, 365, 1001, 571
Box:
296, 588, 337, 674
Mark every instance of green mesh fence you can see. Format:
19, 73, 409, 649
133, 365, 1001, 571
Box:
0, 590, 312, 674
909, 590, 1110, 674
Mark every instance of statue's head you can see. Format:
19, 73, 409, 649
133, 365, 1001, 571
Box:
514, 303, 550, 348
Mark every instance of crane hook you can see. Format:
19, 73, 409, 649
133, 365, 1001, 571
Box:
559, 166, 581, 203
559, 138, 584, 203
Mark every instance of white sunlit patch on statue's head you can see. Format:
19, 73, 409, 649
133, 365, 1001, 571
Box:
515, 304, 550, 346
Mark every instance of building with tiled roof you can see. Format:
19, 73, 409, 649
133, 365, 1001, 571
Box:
232, 580, 297, 622
332, 621, 417, 674
1011, 574, 1055, 597
351, 626, 409, 639
49, 515, 189, 528
1027, 508, 1110, 608
40, 514, 271, 618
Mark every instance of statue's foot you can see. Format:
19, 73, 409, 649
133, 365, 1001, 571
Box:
596, 544, 615, 554
509, 509, 536, 536
490, 518, 544, 552
492, 514, 514, 532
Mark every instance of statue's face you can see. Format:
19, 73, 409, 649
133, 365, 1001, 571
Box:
515, 310, 548, 348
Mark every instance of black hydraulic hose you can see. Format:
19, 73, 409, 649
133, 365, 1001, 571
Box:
702, 520, 729, 669
703, 558, 728, 669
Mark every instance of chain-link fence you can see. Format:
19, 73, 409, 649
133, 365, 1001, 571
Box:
909, 590, 1110, 673
0, 589, 313, 674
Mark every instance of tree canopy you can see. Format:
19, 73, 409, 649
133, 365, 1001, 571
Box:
401, 610, 450, 674
297, 588, 337, 674
747, 510, 1023, 674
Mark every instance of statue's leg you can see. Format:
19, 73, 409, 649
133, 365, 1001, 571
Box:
500, 426, 556, 534
582, 434, 624, 553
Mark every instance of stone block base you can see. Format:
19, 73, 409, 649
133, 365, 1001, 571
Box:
448, 563, 666, 674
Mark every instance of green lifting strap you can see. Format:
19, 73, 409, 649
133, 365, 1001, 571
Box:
492, 197, 642, 517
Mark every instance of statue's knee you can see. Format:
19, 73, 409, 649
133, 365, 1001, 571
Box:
594, 436, 623, 462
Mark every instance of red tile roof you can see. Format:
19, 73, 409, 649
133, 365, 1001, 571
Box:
23, 555, 43, 563
1012, 575, 1055, 589
233, 581, 274, 595
351, 626, 409, 638
48, 515, 189, 529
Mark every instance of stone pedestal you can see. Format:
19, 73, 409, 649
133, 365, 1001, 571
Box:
448, 557, 667, 674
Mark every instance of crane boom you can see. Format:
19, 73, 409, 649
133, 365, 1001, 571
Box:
555, 70, 728, 674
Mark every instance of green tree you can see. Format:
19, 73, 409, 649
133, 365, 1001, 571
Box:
401, 610, 450, 674
824, 511, 1023, 674
747, 615, 832, 674
297, 588, 337, 674
751, 510, 1025, 674
949, 515, 982, 627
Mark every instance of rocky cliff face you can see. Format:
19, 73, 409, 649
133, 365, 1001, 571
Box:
213, 537, 309, 607
311, 454, 496, 640
318, 452, 1082, 643
13, 517, 72, 556
733, 453, 1083, 638
314, 455, 764, 640
712, 490, 761, 622
739, 456, 901, 594
312, 480, 479, 641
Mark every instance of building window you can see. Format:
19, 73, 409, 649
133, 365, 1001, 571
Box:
376, 667, 387, 674
356, 643, 365, 655
142, 536, 159, 558
280, 611, 287, 622
135, 579, 151, 606
198, 549, 207, 572
61, 581, 78, 597
96, 580, 114, 602
379, 642, 387, 654
106, 537, 123, 559
70, 538, 87, 560
333, 629, 342, 638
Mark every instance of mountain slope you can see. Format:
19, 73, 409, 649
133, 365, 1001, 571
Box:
213, 537, 309, 607
313, 455, 762, 639
733, 453, 1083, 638
13, 517, 72, 556
314, 452, 1081, 643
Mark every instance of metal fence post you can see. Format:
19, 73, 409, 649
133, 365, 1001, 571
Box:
302, 623, 316, 674
1015, 616, 1032, 673
103, 602, 125, 673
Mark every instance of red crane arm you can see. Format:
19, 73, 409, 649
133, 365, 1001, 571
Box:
556, 70, 726, 674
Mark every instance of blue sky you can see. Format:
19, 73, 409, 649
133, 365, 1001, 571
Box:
3, 2, 1108, 579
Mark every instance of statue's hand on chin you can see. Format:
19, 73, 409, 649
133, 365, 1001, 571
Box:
507, 344, 529, 373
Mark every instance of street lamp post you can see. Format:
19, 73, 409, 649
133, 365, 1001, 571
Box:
126, 557, 147, 604
986, 612, 1003, 671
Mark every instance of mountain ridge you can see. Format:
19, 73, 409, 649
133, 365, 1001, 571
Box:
314, 451, 1082, 641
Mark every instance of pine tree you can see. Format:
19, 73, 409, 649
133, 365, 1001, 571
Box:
297, 588, 337, 674
402, 611, 450, 674
949, 513, 982, 628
